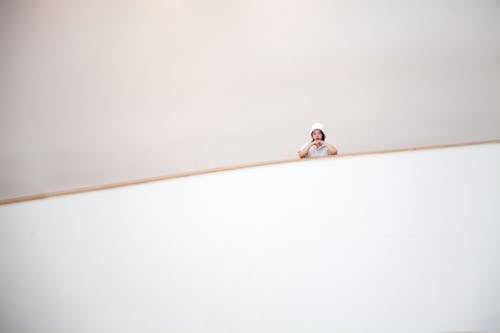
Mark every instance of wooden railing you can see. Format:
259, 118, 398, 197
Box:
1, 139, 499, 206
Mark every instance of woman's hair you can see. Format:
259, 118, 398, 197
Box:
311, 130, 325, 141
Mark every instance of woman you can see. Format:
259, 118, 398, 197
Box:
298, 123, 338, 158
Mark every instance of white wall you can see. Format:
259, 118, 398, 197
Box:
1, 0, 500, 200
1, 143, 499, 332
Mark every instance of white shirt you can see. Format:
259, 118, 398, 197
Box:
299, 142, 329, 158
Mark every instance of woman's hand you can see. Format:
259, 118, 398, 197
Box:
313, 140, 324, 146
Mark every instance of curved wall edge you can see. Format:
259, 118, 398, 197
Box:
1, 139, 499, 206
0, 142, 499, 332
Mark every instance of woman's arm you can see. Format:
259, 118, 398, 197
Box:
298, 142, 313, 158
324, 142, 338, 155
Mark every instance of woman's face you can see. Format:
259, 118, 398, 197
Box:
312, 129, 323, 141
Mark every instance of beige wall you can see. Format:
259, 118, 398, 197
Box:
1, 0, 500, 199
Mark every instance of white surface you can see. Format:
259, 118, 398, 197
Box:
1, 144, 500, 332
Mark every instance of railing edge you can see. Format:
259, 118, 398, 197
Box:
1, 139, 499, 206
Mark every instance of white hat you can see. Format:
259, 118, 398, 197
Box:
310, 122, 325, 134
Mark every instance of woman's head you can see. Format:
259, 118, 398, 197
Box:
310, 123, 325, 141
311, 129, 325, 141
